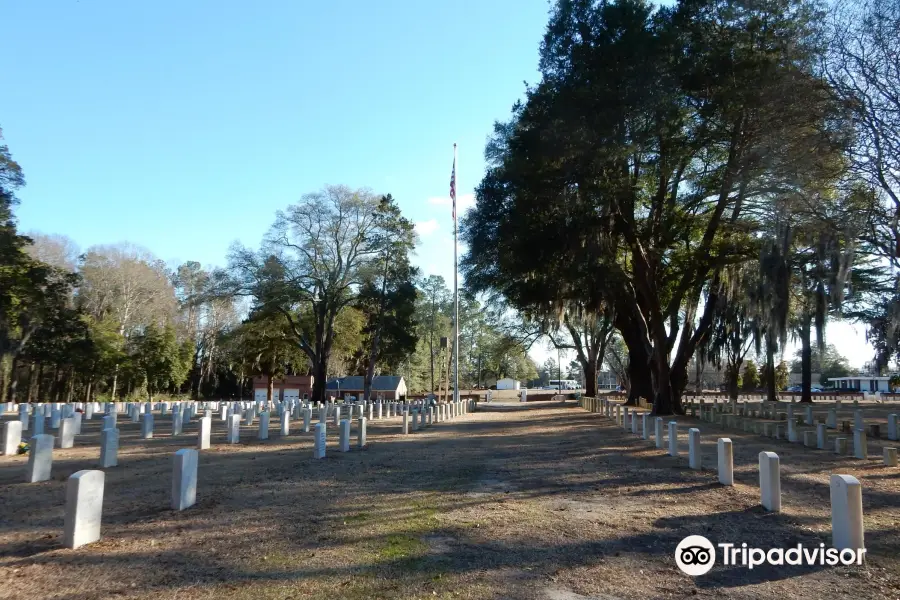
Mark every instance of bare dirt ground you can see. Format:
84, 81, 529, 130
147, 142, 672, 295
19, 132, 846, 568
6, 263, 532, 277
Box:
1, 401, 898, 600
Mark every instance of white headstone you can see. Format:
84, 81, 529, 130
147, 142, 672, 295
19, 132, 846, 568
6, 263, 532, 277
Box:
3, 420, 23, 455
172, 411, 184, 436
622, 407, 630, 432
668, 422, 678, 456
759, 451, 781, 512
141, 414, 154, 439
63, 470, 105, 549
227, 414, 240, 444
717, 438, 733, 486
888, 414, 898, 441
854, 410, 864, 432
402, 411, 409, 434
198, 416, 211, 450
641, 413, 650, 441
655, 417, 664, 449
827, 408, 837, 429
313, 423, 326, 459
835, 436, 848, 454
339, 419, 350, 452
26, 434, 54, 482
853, 429, 867, 459
688, 428, 701, 469
171, 449, 198, 511
59, 417, 76, 448
85, 403, 93, 420
817, 423, 827, 449
830, 474, 864, 551
303, 408, 312, 433
884, 447, 898, 467
804, 405, 813, 425
280, 411, 290, 436
73, 412, 83, 435
100, 428, 119, 468
358, 417, 367, 448
18, 405, 30, 431
258, 411, 270, 440
33, 414, 45, 435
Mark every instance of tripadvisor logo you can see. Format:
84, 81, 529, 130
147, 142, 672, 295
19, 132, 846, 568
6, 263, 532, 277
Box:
675, 535, 716, 576
674, 535, 867, 575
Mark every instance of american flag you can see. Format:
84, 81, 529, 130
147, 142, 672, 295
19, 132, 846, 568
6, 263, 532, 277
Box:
450, 151, 457, 222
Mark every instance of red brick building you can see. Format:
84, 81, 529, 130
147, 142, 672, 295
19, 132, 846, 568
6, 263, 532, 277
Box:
252, 375, 314, 402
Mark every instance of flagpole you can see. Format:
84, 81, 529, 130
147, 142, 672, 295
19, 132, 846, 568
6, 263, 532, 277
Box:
452, 143, 460, 404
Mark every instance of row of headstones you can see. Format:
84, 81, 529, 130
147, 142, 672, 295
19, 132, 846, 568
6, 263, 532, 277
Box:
16, 396, 477, 483
2, 396, 429, 457
686, 397, 867, 418
580, 397, 900, 465
399, 399, 471, 435
26, 398, 477, 550
691, 400, 900, 461
580, 397, 866, 551
683, 394, 863, 402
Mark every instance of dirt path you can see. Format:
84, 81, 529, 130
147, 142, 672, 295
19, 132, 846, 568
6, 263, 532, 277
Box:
0, 402, 897, 599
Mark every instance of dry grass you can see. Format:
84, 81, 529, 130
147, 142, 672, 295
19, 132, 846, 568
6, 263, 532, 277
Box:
0, 401, 898, 599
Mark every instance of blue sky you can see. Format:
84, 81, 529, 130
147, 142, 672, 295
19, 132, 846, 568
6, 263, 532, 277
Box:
0, 0, 875, 369
2, 0, 548, 279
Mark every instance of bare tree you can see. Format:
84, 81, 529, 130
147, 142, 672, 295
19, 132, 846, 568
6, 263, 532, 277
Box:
25, 232, 80, 272
826, 0, 900, 264
223, 186, 383, 402
78, 243, 177, 397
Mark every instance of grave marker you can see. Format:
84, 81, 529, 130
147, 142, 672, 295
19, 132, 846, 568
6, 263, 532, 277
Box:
717, 438, 733, 485
198, 416, 211, 450
26, 434, 54, 482
830, 474, 864, 551
339, 419, 350, 452
668, 422, 678, 456
688, 428, 701, 469
171, 449, 198, 511
358, 417, 367, 448
759, 451, 781, 512
141, 414, 154, 439
313, 423, 326, 459
99, 428, 119, 468
853, 429, 867, 459
3, 421, 23, 455
63, 470, 105, 549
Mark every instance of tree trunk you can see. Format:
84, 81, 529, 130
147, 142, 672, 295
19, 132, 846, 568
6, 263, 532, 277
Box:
111, 364, 119, 400
267, 372, 274, 402
65, 368, 75, 403
34, 364, 44, 403
26, 362, 37, 403
6, 355, 20, 402
312, 358, 327, 403
584, 360, 598, 397
85, 379, 93, 403
766, 339, 777, 402
727, 359, 742, 401
52, 364, 62, 403
800, 314, 813, 403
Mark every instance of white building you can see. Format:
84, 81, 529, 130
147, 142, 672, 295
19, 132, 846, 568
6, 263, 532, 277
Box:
496, 378, 521, 390
828, 376, 891, 392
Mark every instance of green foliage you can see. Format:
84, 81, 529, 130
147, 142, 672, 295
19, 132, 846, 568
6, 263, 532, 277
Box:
761, 360, 791, 391
130, 324, 191, 400
741, 360, 760, 391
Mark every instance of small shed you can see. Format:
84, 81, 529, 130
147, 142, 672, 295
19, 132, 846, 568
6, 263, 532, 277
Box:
496, 378, 521, 391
